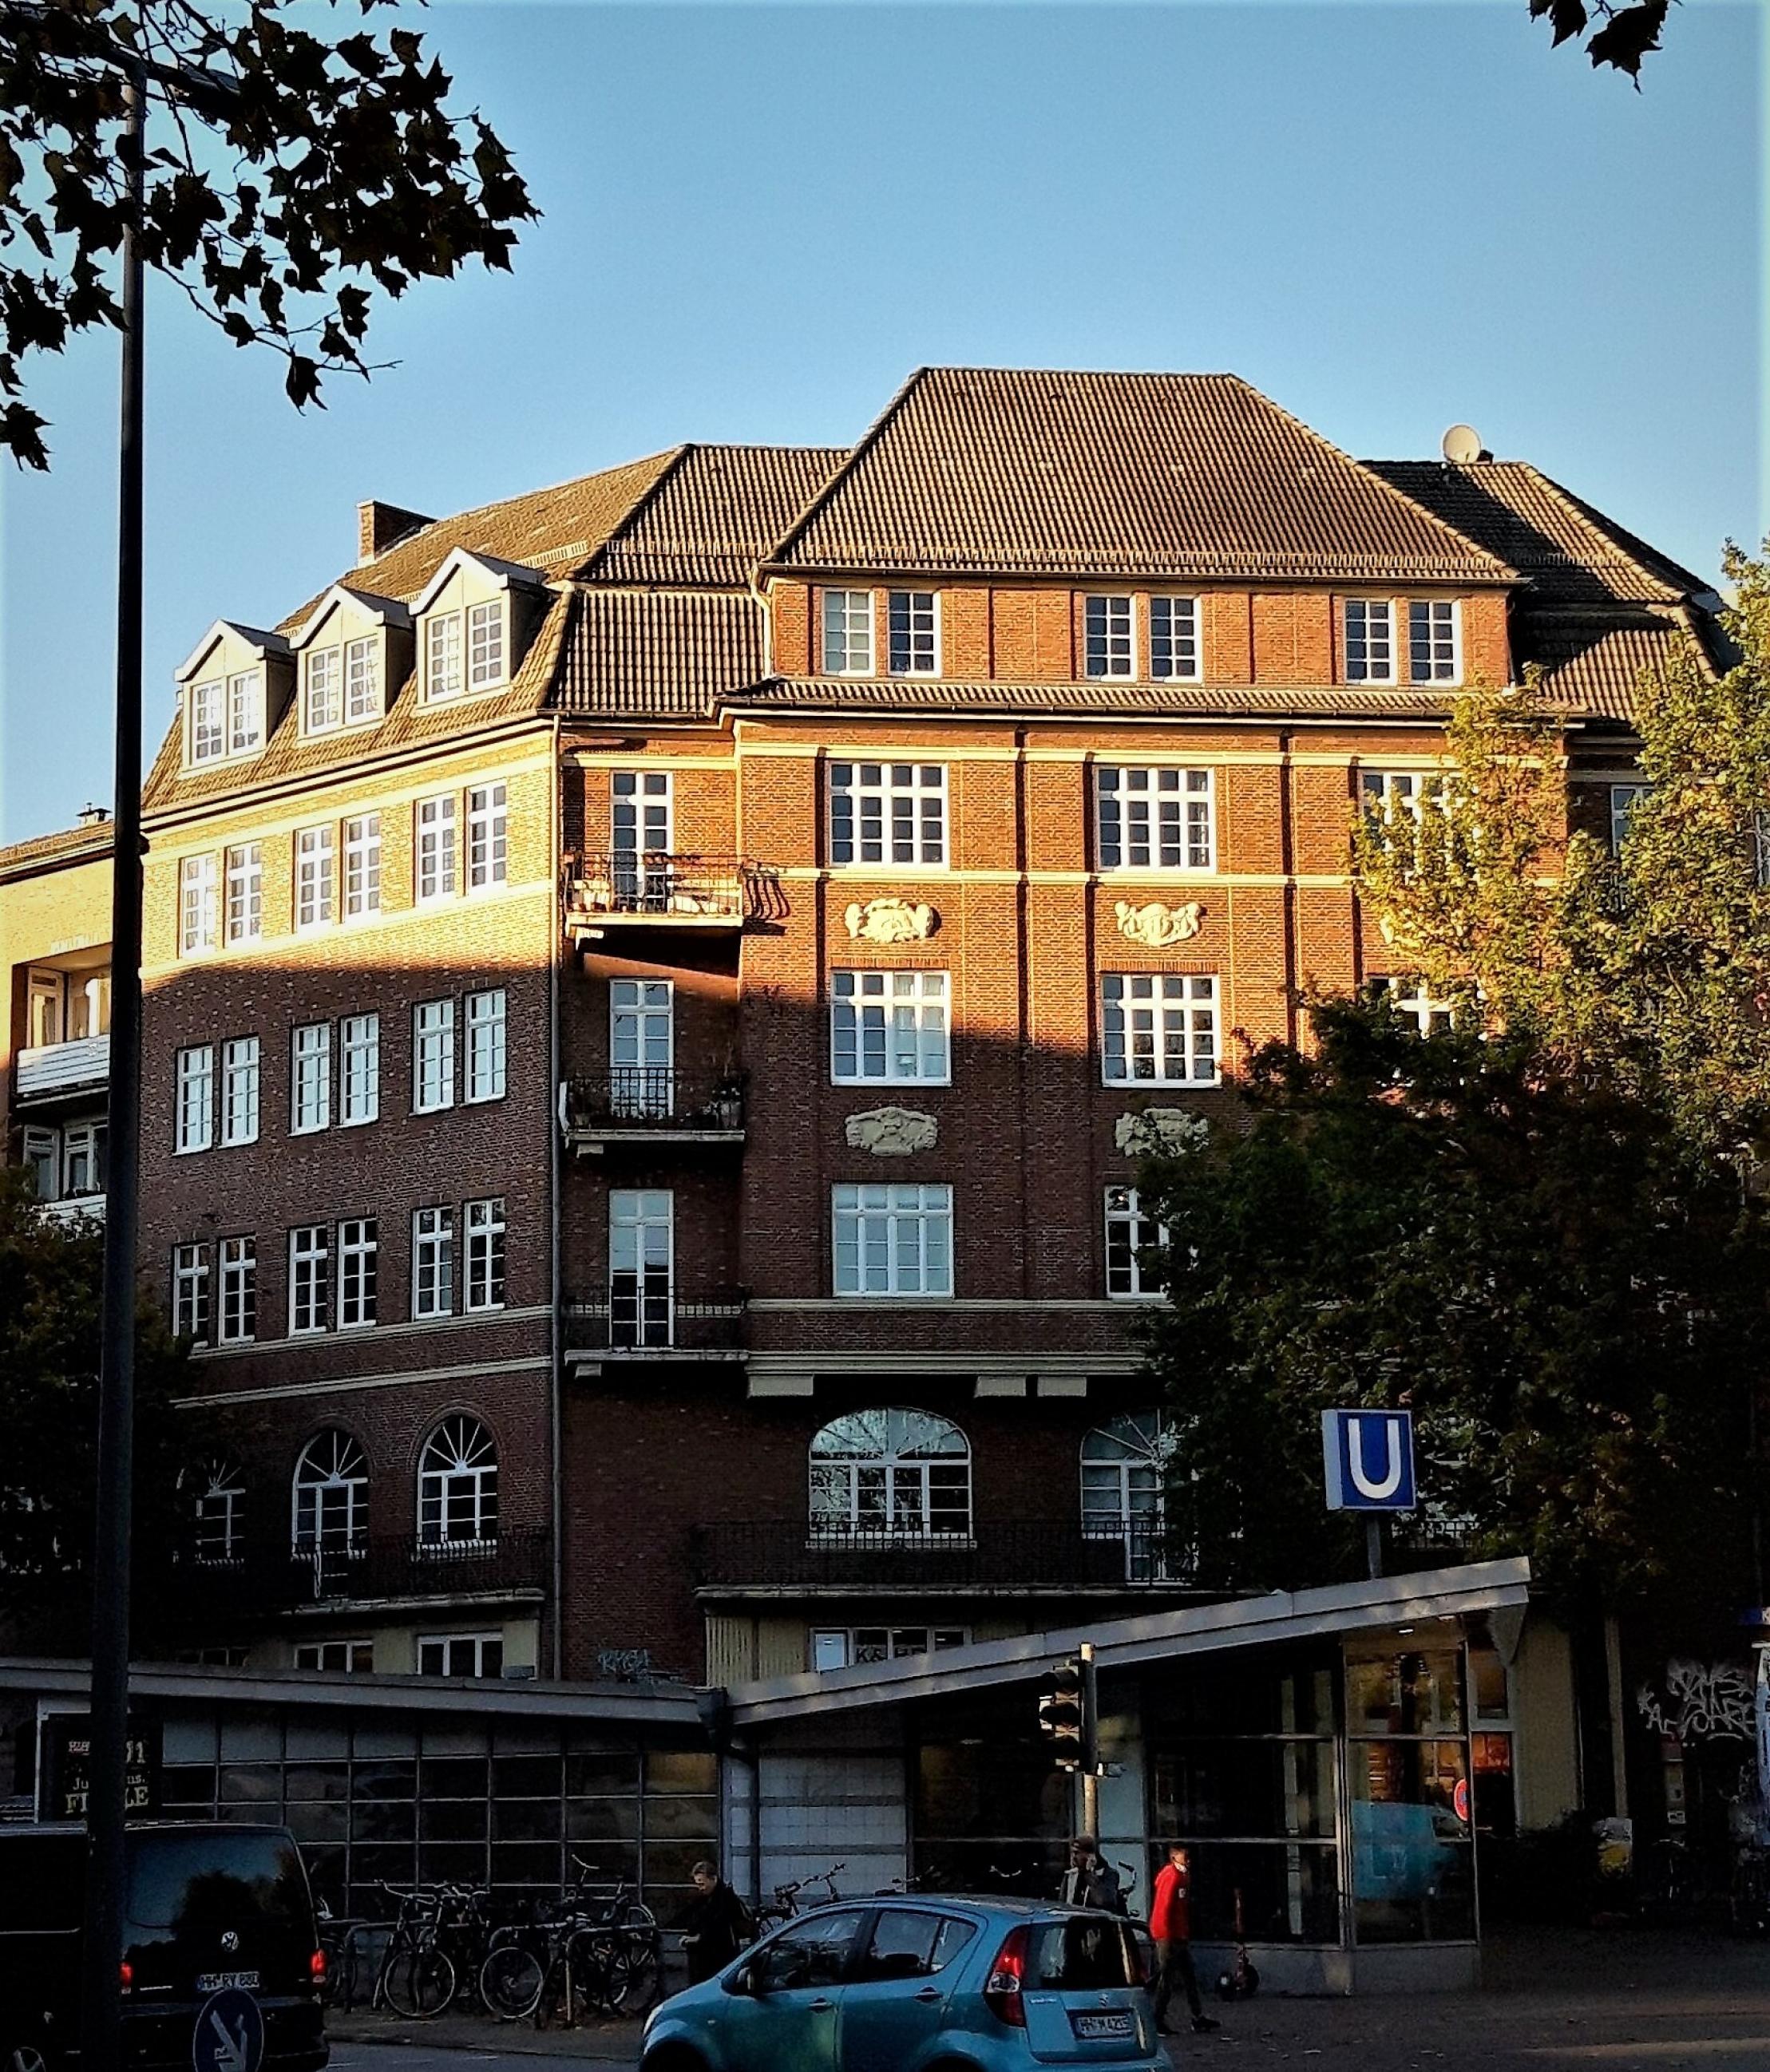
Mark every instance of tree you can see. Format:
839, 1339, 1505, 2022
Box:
1530, 0, 1678, 82
0, 1167, 193, 1643
0, 0, 537, 468
1134, 1000, 1768, 1612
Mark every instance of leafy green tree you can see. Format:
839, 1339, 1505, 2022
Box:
0, 0, 537, 467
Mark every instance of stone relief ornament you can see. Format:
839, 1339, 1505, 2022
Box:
1113, 900, 1204, 948
1115, 1108, 1210, 1160
845, 1106, 939, 1157
845, 896, 940, 943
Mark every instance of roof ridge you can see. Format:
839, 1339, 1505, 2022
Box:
1499, 461, 1702, 599
765, 366, 931, 567
366, 446, 684, 568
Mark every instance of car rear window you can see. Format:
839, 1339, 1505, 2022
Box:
126, 1831, 309, 1930
0, 1837, 84, 1933
1031, 1916, 1139, 1990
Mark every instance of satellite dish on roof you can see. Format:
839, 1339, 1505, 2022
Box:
1441, 424, 1483, 465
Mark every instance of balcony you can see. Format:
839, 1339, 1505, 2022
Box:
38, 1192, 105, 1226
560, 1070, 746, 1154
168, 1528, 550, 1623
565, 1292, 749, 1366
564, 852, 764, 947
690, 1520, 1194, 1599
15, 1033, 109, 1103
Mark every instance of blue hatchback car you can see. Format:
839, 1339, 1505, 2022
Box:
640, 1894, 1166, 2072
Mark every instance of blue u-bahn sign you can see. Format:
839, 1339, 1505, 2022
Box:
1321, 1409, 1416, 1512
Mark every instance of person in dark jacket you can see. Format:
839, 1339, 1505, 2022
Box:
677, 1860, 751, 1985
1060, 1836, 1125, 1913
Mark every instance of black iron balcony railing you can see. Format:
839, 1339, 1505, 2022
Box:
690, 1518, 1192, 1594
168, 1527, 550, 1620
561, 1070, 746, 1141
565, 1291, 749, 1354
564, 852, 754, 923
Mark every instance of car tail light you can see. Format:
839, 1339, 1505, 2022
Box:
119, 1960, 134, 1993
311, 1947, 328, 1987
983, 1925, 1030, 2027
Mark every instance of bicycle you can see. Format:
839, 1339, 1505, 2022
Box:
480, 1869, 661, 2025
368, 1882, 456, 2019
751, 1861, 847, 1934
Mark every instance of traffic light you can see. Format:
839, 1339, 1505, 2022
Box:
1036, 1659, 1086, 1771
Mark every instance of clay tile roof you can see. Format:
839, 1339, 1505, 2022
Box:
1523, 604, 1721, 723
768, 368, 1514, 584
549, 591, 765, 722
731, 677, 1457, 722
581, 445, 845, 587
0, 819, 113, 880
1364, 460, 1709, 607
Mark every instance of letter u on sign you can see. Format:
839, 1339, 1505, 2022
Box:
1321, 1409, 1417, 1512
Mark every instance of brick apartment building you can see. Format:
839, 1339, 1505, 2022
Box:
1, 368, 1729, 1938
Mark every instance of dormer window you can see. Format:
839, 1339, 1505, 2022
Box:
345, 637, 379, 723
191, 680, 225, 763
227, 669, 263, 753
426, 612, 465, 702
468, 600, 505, 690
304, 647, 342, 734
411, 549, 537, 704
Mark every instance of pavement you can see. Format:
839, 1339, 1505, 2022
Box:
324, 1927, 1770, 2072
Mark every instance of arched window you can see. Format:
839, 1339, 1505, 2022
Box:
292, 1429, 367, 1556
418, 1416, 499, 1547
1081, 1411, 1177, 1581
810, 1408, 971, 1541
189, 1455, 244, 1564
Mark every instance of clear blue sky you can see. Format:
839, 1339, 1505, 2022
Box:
0, 0, 1761, 843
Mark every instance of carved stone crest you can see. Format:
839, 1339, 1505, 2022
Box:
845, 896, 939, 943
845, 1106, 939, 1157
1115, 1107, 1210, 1159
1114, 900, 1203, 948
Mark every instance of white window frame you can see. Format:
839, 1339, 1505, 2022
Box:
1610, 782, 1649, 856
339, 1012, 379, 1126
338, 1217, 378, 1331
417, 1633, 504, 1678
1372, 975, 1457, 1037
291, 1022, 331, 1134
1408, 599, 1462, 685
227, 668, 263, 754
1104, 1184, 1169, 1300
418, 1415, 499, 1546
1344, 599, 1396, 685
343, 813, 381, 919
291, 1429, 366, 1554
828, 761, 947, 868
426, 609, 464, 702
193, 1456, 244, 1562
295, 1640, 374, 1675
180, 853, 219, 955
1084, 595, 1134, 679
172, 1244, 210, 1342
60, 1119, 104, 1198
464, 1197, 506, 1312
411, 1206, 454, 1319
295, 824, 335, 931
220, 1036, 259, 1148
609, 1188, 672, 1346
175, 1044, 215, 1155
832, 1182, 953, 1297
809, 1407, 972, 1539
218, 1235, 256, 1346
886, 590, 939, 677
224, 843, 263, 944
1149, 595, 1202, 682
465, 988, 507, 1103
466, 781, 508, 890
344, 635, 380, 725
1101, 973, 1220, 1086
303, 644, 342, 734
23, 1124, 58, 1201
414, 998, 456, 1113
416, 793, 457, 901
830, 970, 950, 1084
822, 589, 874, 675
610, 978, 674, 1117
1080, 1410, 1176, 1581
467, 598, 505, 690
812, 1626, 969, 1672
1095, 766, 1215, 872
288, 1224, 331, 1335
189, 678, 225, 764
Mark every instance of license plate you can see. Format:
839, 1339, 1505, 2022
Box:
1073, 2011, 1134, 2039
196, 1971, 260, 1993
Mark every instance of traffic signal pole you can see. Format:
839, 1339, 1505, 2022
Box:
1079, 1643, 1100, 1837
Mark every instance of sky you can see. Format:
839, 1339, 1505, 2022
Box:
0, 0, 1761, 843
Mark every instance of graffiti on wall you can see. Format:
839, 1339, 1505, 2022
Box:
1635, 1658, 1754, 1742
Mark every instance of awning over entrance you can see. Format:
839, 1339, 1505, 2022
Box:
724, 1556, 1530, 1726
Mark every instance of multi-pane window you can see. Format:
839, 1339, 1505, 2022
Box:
418, 1634, 503, 1678
22, 1125, 57, 1201
809, 1407, 972, 1538
832, 1183, 953, 1296
887, 591, 938, 675
1408, 600, 1460, 682
190, 679, 224, 762
304, 646, 341, 733
412, 1207, 454, 1319
1360, 769, 1441, 816
830, 970, 949, 1083
822, 590, 874, 674
610, 978, 674, 1116
829, 762, 946, 867
295, 824, 335, 930
295, 1640, 373, 1675
467, 782, 509, 889
418, 1416, 499, 1545
812, 1627, 968, 1672
1081, 1410, 1175, 1581
288, 1225, 331, 1335
338, 1218, 378, 1329
60, 1121, 104, 1198
467, 599, 505, 688
1344, 599, 1395, 683
1095, 767, 1214, 872
180, 854, 219, 955
340, 1013, 379, 1125
611, 771, 672, 907
292, 1429, 366, 1554
1610, 782, 1649, 856
609, 1188, 672, 1346
343, 814, 381, 919
227, 670, 263, 754
176, 1044, 214, 1154
465, 989, 507, 1103
414, 999, 455, 1113
1372, 975, 1456, 1037
1105, 1185, 1168, 1299
172, 1244, 210, 1342
417, 794, 457, 900
291, 1022, 331, 1133
220, 1037, 259, 1148
464, 1197, 506, 1312
344, 636, 379, 723
193, 1457, 244, 1563
426, 611, 464, 701
1101, 974, 1219, 1085
218, 1236, 256, 1345
224, 843, 262, 944
1149, 596, 1202, 681
1084, 595, 1134, 678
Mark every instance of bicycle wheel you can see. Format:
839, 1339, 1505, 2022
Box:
383, 1944, 456, 2019
568, 1928, 620, 2019
607, 1927, 662, 2015
480, 1943, 546, 2021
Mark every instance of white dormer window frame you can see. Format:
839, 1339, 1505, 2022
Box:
227, 668, 264, 754
344, 635, 381, 725
411, 549, 537, 706
467, 599, 505, 690
303, 644, 343, 735
190, 678, 225, 764
426, 611, 465, 703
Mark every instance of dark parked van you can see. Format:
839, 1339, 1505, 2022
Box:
0, 1822, 328, 2072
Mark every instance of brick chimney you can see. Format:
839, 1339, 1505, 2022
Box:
357, 499, 434, 564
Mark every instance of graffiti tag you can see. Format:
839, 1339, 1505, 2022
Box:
1636, 1658, 1754, 1742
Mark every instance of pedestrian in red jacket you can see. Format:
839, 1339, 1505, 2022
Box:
1149, 1843, 1219, 2037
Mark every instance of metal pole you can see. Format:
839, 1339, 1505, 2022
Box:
82, 58, 145, 2072
1366, 1515, 1383, 1580
1079, 1643, 1100, 1839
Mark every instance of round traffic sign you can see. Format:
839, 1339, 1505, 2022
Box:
192, 1987, 264, 2072
1452, 1777, 1471, 1824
